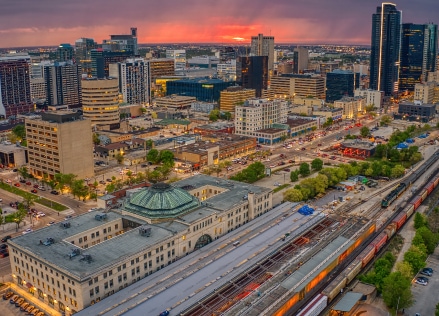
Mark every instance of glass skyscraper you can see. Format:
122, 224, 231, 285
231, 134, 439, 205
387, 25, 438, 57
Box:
326, 70, 355, 103
399, 23, 438, 91
370, 3, 401, 96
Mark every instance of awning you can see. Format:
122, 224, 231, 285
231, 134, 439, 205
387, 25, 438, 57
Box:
332, 292, 363, 312
26, 282, 33, 288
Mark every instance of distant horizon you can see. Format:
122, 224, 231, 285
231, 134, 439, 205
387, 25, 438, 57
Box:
1, 0, 437, 48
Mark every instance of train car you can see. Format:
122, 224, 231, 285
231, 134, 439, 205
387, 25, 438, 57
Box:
392, 212, 407, 230
370, 232, 388, 253
344, 259, 362, 283
322, 274, 347, 302
410, 195, 423, 210
425, 181, 435, 194
381, 183, 407, 208
356, 245, 375, 268
420, 189, 429, 202
384, 223, 397, 239
296, 294, 328, 316
405, 204, 415, 218
433, 176, 439, 188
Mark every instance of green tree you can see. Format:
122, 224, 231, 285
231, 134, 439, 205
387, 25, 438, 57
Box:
105, 183, 117, 193
382, 272, 413, 312
115, 153, 124, 165
414, 212, 426, 229
395, 261, 414, 279
390, 165, 405, 178
365, 104, 376, 113
380, 115, 392, 126
404, 245, 427, 273
160, 150, 175, 167
209, 109, 220, 122
13, 204, 28, 231
360, 126, 370, 137
0, 208, 4, 231
92, 133, 100, 145
311, 158, 323, 171
374, 144, 388, 159
283, 188, 303, 202
71, 179, 87, 200
11, 124, 26, 142
290, 170, 299, 182
298, 162, 310, 177
221, 111, 232, 121
17, 166, 31, 181
145, 139, 154, 149
436, 302, 439, 316
322, 117, 333, 128
416, 226, 437, 255
147, 149, 160, 164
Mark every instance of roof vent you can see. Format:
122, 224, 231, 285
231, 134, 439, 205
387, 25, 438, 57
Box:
68, 249, 80, 259
43, 237, 54, 246
80, 254, 92, 263
139, 226, 152, 237
95, 214, 108, 221
61, 222, 71, 228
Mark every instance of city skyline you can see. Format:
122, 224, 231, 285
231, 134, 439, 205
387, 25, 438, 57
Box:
1, 0, 439, 48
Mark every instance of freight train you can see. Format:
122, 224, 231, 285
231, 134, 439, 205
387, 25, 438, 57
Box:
296, 166, 439, 315
381, 150, 439, 208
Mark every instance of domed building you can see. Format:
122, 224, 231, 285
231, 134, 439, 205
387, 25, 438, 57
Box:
123, 182, 200, 222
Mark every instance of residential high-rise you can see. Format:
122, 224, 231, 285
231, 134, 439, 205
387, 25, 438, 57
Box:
75, 38, 96, 76
326, 70, 355, 102
90, 49, 133, 78
250, 34, 275, 72
44, 62, 82, 109
26, 111, 94, 179
82, 78, 120, 129
56, 43, 74, 62
0, 57, 33, 117
236, 56, 268, 97
109, 59, 149, 105
370, 3, 402, 95
399, 23, 438, 91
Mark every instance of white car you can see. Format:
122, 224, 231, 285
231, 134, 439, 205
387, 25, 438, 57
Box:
88, 208, 98, 212
37, 212, 46, 217
6, 179, 11, 184
0, 198, 2, 202
22, 228, 33, 235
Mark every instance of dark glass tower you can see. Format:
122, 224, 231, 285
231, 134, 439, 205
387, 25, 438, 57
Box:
326, 70, 355, 102
236, 56, 268, 97
399, 23, 438, 91
56, 43, 74, 62
370, 3, 401, 96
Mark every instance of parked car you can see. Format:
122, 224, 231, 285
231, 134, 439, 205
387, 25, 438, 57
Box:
38, 186, 46, 191
19, 179, 26, 183
106, 178, 113, 183
0, 244, 7, 250
415, 276, 428, 286
25, 182, 31, 186
1, 235, 11, 242
31, 189, 38, 193
33, 184, 39, 188
99, 180, 106, 185
15, 297, 25, 307
9, 294, 19, 303
14, 183, 20, 187
50, 190, 59, 195
22, 228, 33, 235
25, 305, 35, 313
2, 292, 13, 300
420, 267, 433, 276
20, 302, 30, 311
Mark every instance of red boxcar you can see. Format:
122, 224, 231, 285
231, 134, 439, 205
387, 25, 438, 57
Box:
357, 245, 375, 268
425, 181, 435, 194
410, 196, 423, 210
393, 212, 407, 229
371, 232, 388, 253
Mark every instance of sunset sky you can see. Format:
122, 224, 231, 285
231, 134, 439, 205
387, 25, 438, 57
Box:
1, 0, 439, 48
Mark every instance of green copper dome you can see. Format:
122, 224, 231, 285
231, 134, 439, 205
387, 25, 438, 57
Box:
124, 183, 200, 219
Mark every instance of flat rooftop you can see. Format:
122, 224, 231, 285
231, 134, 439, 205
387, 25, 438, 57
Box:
341, 139, 377, 150
256, 128, 285, 134
287, 118, 316, 127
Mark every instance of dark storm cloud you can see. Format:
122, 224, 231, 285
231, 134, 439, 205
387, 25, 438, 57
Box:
1, 0, 438, 47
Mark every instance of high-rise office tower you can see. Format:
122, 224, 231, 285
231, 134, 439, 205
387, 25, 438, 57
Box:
326, 70, 355, 102
109, 59, 150, 105
0, 57, 33, 117
56, 43, 74, 62
236, 56, 268, 97
399, 23, 438, 91
293, 47, 309, 74
370, 3, 402, 96
251, 34, 275, 73
75, 38, 96, 76
166, 50, 187, 70
90, 49, 133, 78
44, 62, 82, 109
102, 28, 138, 55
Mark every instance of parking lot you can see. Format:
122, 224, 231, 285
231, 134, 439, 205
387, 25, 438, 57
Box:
406, 246, 439, 315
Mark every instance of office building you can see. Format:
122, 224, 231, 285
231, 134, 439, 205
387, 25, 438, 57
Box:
293, 47, 309, 73
250, 34, 275, 72
90, 49, 133, 78
396, 101, 436, 121
29, 78, 46, 103
188, 56, 219, 69
270, 74, 326, 100
75, 38, 96, 76
56, 43, 74, 62
414, 82, 439, 104
166, 50, 186, 70
220, 86, 256, 113
82, 78, 120, 129
234, 98, 289, 137
354, 89, 384, 108
399, 23, 438, 91
236, 56, 268, 97
154, 95, 196, 110
166, 78, 235, 102
370, 3, 402, 95
326, 70, 355, 103
109, 59, 149, 106
146, 59, 175, 102
217, 60, 237, 81
0, 57, 33, 117
44, 62, 82, 109
334, 96, 365, 119
26, 111, 94, 179
101, 28, 138, 55
8, 175, 271, 314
